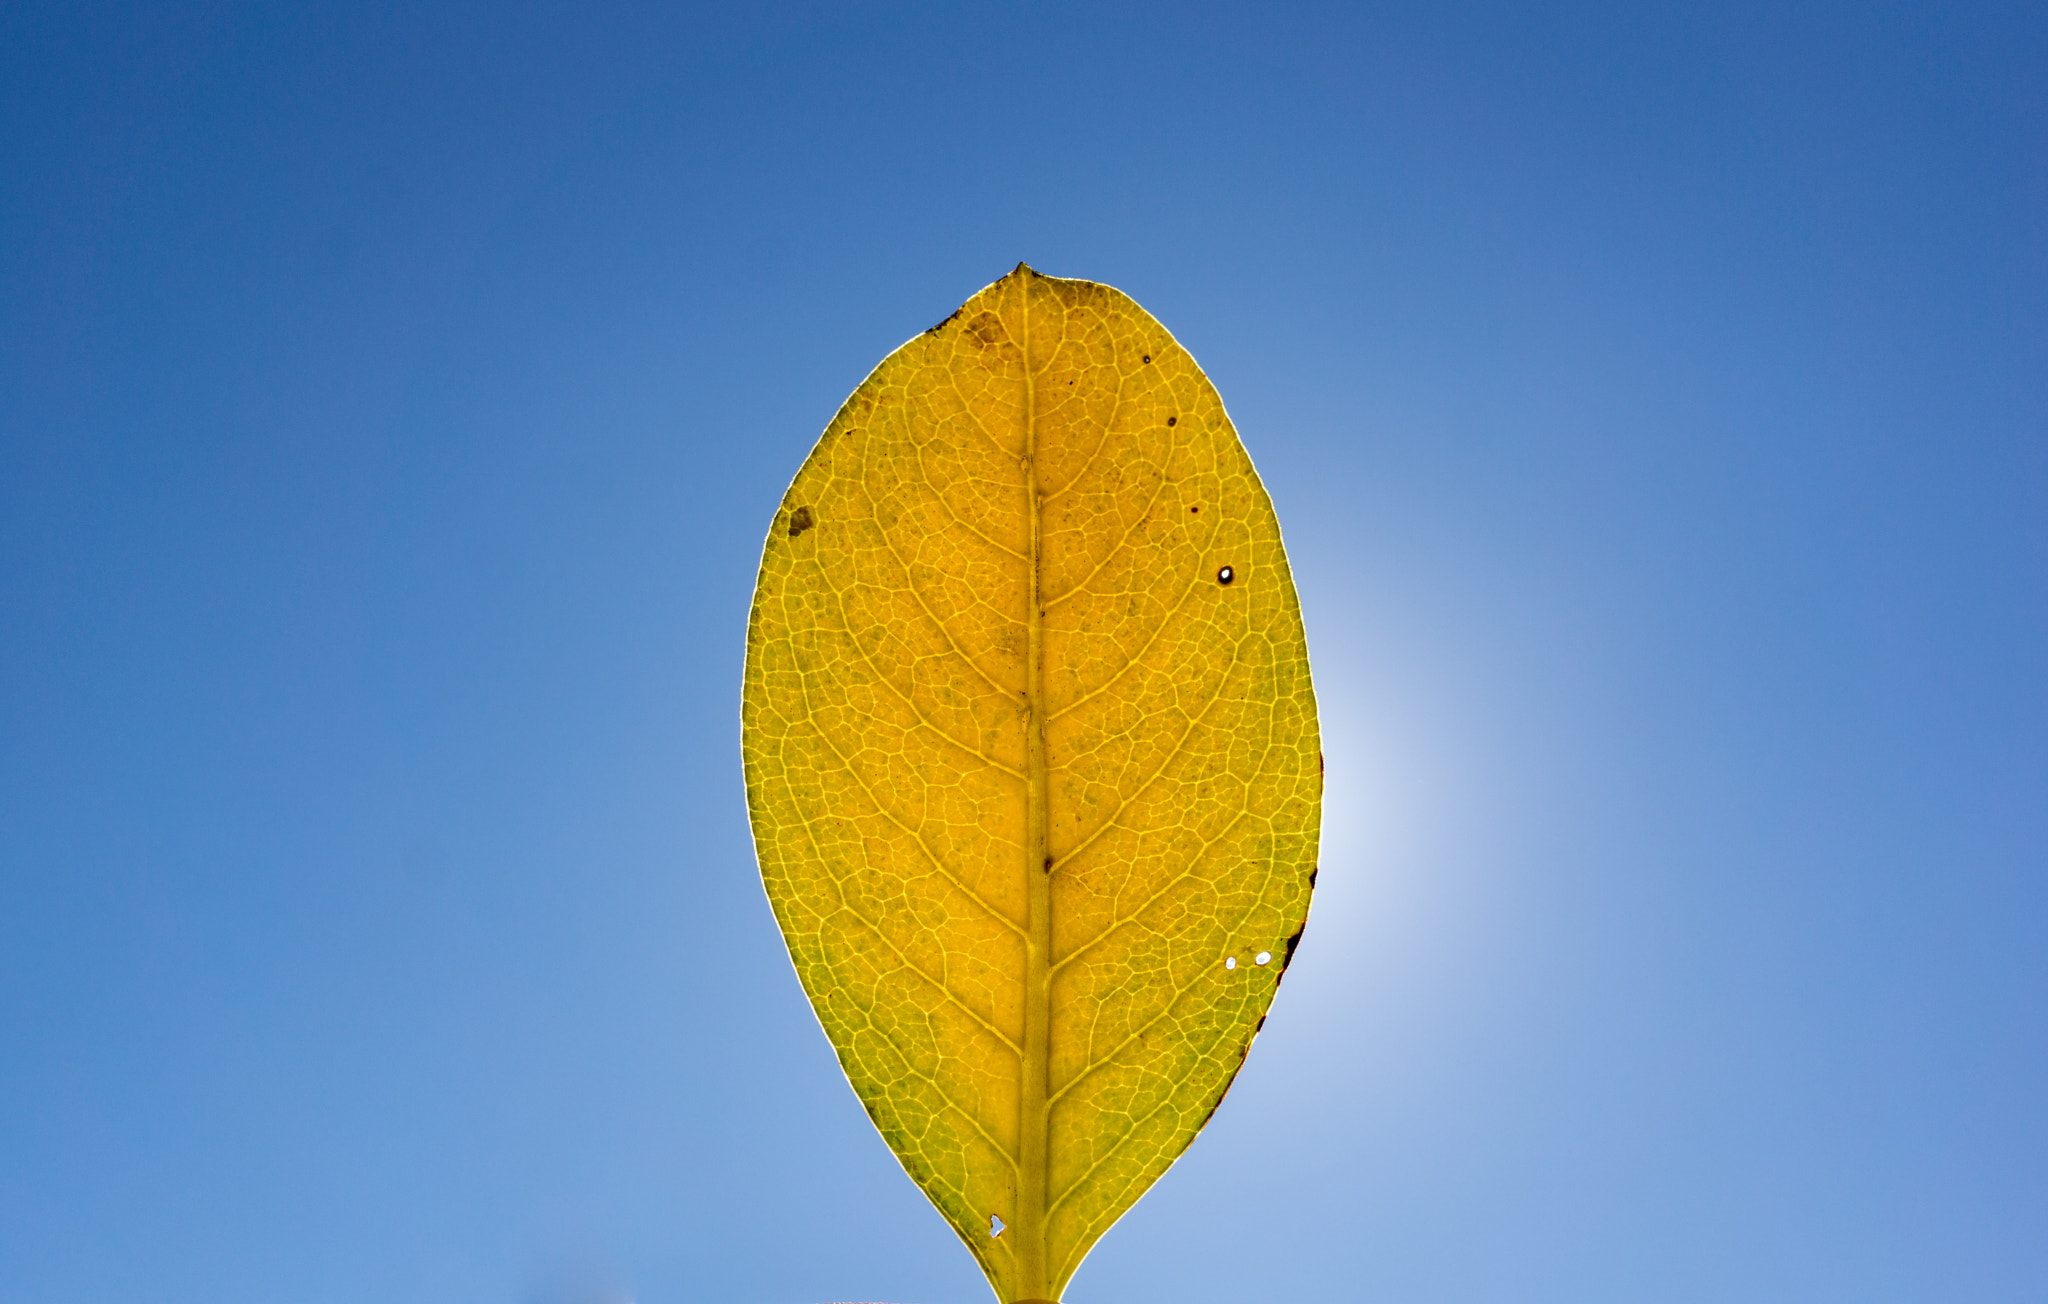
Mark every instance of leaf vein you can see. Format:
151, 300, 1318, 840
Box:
805, 548, 1023, 779
1045, 575, 1201, 723
1041, 459, 1174, 610
794, 664, 1028, 939
1050, 807, 1256, 976
1048, 631, 1249, 877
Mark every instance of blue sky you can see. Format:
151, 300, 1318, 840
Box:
2, 3, 2043, 1302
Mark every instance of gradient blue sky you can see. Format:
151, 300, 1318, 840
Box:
3, 4, 2044, 1302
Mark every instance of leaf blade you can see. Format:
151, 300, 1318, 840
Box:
743, 266, 1320, 1302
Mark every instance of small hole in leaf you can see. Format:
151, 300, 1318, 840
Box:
990, 1214, 1005, 1237
1255, 951, 1272, 966
1142, 354, 1152, 364
1217, 566, 1235, 585
1224, 956, 1237, 970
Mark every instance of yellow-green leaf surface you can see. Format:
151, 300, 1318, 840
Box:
742, 265, 1320, 1302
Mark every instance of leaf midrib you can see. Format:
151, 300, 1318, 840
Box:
1015, 270, 1055, 1302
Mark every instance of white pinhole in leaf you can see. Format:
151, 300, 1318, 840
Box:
1224, 956, 1237, 970
1255, 951, 1272, 965
990, 1214, 1005, 1238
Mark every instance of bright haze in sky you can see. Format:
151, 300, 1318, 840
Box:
2, 4, 2042, 1303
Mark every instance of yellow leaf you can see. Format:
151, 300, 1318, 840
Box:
742, 264, 1321, 1302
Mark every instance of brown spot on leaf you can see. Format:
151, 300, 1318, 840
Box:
1280, 922, 1306, 971
788, 506, 815, 538
967, 312, 1002, 346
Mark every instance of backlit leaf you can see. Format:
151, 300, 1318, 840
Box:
742, 265, 1321, 1302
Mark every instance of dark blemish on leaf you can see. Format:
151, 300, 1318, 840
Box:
925, 307, 962, 335
788, 506, 815, 538
1281, 922, 1306, 971
1142, 354, 1152, 364
1043, 855, 1053, 871
1167, 416, 1177, 426
1217, 565, 1235, 585
1255, 1015, 1267, 1034
1190, 506, 1199, 514
1319, 751, 1325, 776
1308, 866, 1319, 889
